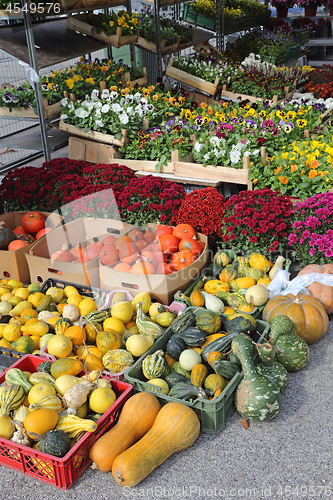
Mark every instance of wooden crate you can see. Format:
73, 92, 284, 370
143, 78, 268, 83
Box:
166, 58, 220, 96
67, 14, 138, 48
220, 85, 295, 106
59, 120, 128, 147
123, 67, 148, 88
172, 150, 253, 189
0, 100, 62, 119
136, 37, 180, 55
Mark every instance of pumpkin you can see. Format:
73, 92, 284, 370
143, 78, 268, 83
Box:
36, 227, 52, 239
17, 233, 35, 244
219, 267, 238, 283
170, 250, 196, 271
178, 238, 203, 256
262, 292, 329, 344
158, 234, 180, 255
195, 310, 221, 334
297, 264, 333, 315
112, 402, 200, 487
99, 244, 119, 266
130, 259, 155, 275
84, 241, 103, 261
0, 227, 18, 250
119, 242, 139, 264
51, 247, 74, 262
21, 211, 45, 234
90, 392, 161, 472
173, 223, 196, 240
204, 280, 230, 295
156, 225, 173, 239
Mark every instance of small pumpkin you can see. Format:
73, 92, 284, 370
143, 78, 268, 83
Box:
297, 264, 333, 315
195, 310, 221, 334
219, 267, 238, 283
21, 211, 45, 234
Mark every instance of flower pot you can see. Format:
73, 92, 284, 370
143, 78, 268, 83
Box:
276, 6, 288, 18
304, 6, 317, 17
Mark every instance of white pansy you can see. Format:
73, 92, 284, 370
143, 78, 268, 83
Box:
125, 94, 134, 103
61, 98, 69, 106
95, 120, 104, 127
94, 101, 102, 109
91, 89, 99, 101
134, 92, 142, 101
140, 97, 148, 105
101, 89, 109, 99
209, 136, 220, 146
95, 109, 101, 117
75, 108, 89, 118
101, 104, 110, 113
68, 102, 75, 111
85, 102, 95, 111
126, 106, 134, 116
203, 153, 210, 162
119, 113, 129, 125
252, 149, 260, 157
194, 142, 203, 152
111, 103, 122, 113
60, 114, 68, 120
230, 148, 241, 164
110, 91, 118, 100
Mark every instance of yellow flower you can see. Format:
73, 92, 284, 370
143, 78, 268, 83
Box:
85, 78, 95, 84
73, 74, 81, 82
286, 111, 296, 120
48, 83, 54, 90
109, 20, 114, 27
281, 152, 289, 160
65, 78, 74, 90
110, 85, 117, 91
297, 119, 307, 128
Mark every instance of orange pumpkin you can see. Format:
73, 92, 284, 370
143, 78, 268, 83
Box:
21, 211, 45, 234
113, 262, 131, 273
159, 234, 180, 255
141, 250, 163, 268
179, 238, 203, 256
51, 247, 74, 262
103, 234, 116, 245
262, 292, 329, 344
127, 229, 145, 242
84, 241, 103, 261
8, 240, 29, 251
99, 244, 119, 266
64, 325, 86, 346
130, 259, 155, 275
173, 223, 196, 240
35, 227, 52, 240
119, 242, 139, 264
13, 226, 29, 236
143, 229, 156, 244
170, 250, 196, 271
156, 225, 173, 239
155, 262, 174, 275
297, 264, 333, 315
134, 239, 149, 252
90, 392, 161, 472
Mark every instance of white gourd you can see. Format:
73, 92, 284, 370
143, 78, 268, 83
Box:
62, 380, 93, 409
201, 291, 225, 314
37, 311, 57, 322
269, 256, 285, 280
62, 304, 80, 322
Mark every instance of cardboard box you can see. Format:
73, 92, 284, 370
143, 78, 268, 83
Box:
26, 218, 128, 288
99, 224, 209, 304
0, 212, 63, 284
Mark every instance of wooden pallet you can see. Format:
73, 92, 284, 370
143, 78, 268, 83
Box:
59, 120, 128, 147
67, 14, 138, 48
166, 58, 220, 96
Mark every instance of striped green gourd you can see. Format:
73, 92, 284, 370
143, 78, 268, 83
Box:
255, 342, 289, 392
5, 368, 33, 394
0, 384, 25, 417
28, 372, 56, 387
142, 350, 165, 380
85, 310, 108, 324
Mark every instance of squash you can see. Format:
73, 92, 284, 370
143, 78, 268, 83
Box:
54, 317, 73, 335
90, 392, 161, 472
50, 358, 83, 379
255, 342, 289, 392
170, 361, 191, 379
207, 352, 240, 380
189, 289, 205, 307
190, 363, 208, 387
262, 292, 329, 344
213, 250, 230, 267
169, 309, 196, 335
112, 402, 200, 487
29, 372, 56, 386
102, 349, 134, 373
166, 336, 186, 360
24, 408, 59, 440
37, 360, 53, 374
35, 429, 71, 457
179, 349, 201, 371
0, 227, 16, 250
195, 310, 221, 334
142, 350, 165, 380
229, 277, 256, 292
96, 330, 125, 355
165, 372, 190, 388
56, 414, 97, 437
232, 333, 281, 421
175, 327, 207, 348
297, 264, 333, 315
64, 325, 86, 346
0, 384, 25, 417
219, 267, 238, 283
168, 383, 208, 400
248, 253, 271, 273
135, 303, 164, 339
5, 368, 33, 394
204, 280, 230, 295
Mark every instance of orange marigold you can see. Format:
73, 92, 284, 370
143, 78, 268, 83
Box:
309, 169, 317, 179
279, 175, 288, 185
290, 164, 298, 173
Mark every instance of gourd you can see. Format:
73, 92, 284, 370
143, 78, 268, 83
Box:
36, 295, 52, 313
297, 264, 333, 315
90, 392, 161, 473
12, 404, 31, 423
216, 291, 247, 310
168, 382, 208, 400
245, 285, 269, 307
268, 315, 310, 372
62, 304, 80, 322
165, 372, 191, 387
29, 371, 56, 386
207, 352, 241, 380
11, 336, 35, 355
103, 349, 134, 373
62, 378, 95, 409
174, 326, 207, 347
166, 336, 187, 360
169, 309, 196, 335
37, 361, 53, 374
29, 395, 63, 412
135, 303, 164, 339
24, 408, 59, 439
152, 311, 176, 328
269, 256, 285, 280
248, 253, 271, 273
219, 267, 238, 283
37, 310, 56, 323
262, 292, 329, 344
229, 277, 256, 292
232, 334, 281, 421
50, 358, 83, 379
33, 429, 71, 457
255, 342, 289, 392
0, 384, 25, 417
213, 250, 230, 267
112, 402, 200, 487
179, 349, 201, 372
142, 350, 165, 380
85, 310, 109, 324
201, 332, 240, 362
0, 226, 16, 250
96, 330, 125, 355
204, 280, 230, 295
5, 368, 33, 394
170, 361, 191, 379
0, 416, 14, 440
195, 310, 221, 334
201, 291, 225, 315
189, 288, 205, 308
11, 421, 31, 446
56, 414, 97, 438
190, 363, 208, 387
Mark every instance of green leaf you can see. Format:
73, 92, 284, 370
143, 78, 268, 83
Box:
114, 132, 122, 140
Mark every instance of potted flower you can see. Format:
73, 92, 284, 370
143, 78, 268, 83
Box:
288, 192, 333, 267
296, 0, 321, 17
271, 0, 295, 18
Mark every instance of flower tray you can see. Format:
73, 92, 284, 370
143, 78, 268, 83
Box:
220, 84, 295, 106
58, 120, 128, 147
123, 67, 148, 88
183, 3, 216, 31
124, 319, 270, 434
166, 58, 220, 96
67, 14, 138, 49
171, 149, 253, 188
0, 99, 62, 120
136, 37, 180, 55
0, 355, 132, 489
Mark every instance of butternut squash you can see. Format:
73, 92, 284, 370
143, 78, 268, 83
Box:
89, 392, 161, 473
112, 402, 200, 487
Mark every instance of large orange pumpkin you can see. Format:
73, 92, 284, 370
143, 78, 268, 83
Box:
173, 223, 196, 240
262, 292, 329, 344
8, 240, 29, 251
21, 211, 45, 234
297, 264, 333, 315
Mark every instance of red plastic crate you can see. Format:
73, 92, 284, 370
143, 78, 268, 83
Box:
0, 355, 132, 489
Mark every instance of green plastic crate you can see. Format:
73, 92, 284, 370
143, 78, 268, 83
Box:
183, 3, 216, 31
124, 319, 270, 434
